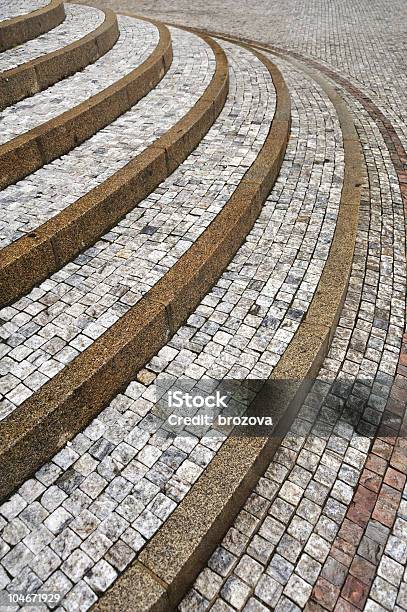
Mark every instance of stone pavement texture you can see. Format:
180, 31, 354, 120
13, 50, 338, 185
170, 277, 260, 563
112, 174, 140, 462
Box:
0, 15, 168, 248
0, 5, 103, 72
90, 0, 407, 151
1, 0, 407, 610
0, 14, 153, 144
0, 24, 218, 416
0, 35, 278, 608
0, 0, 49, 22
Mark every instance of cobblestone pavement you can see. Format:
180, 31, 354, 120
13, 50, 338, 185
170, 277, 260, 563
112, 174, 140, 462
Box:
79, 1, 407, 608
0, 54, 343, 609
0, 5, 104, 72
0, 36, 272, 419
0, 15, 159, 144
179, 51, 406, 612
88, 0, 407, 148
1, 1, 407, 611
0, 0, 49, 22
0, 19, 215, 247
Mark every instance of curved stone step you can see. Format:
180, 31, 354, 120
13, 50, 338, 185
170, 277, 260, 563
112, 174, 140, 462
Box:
0, 0, 65, 52
0, 0, 50, 22
0, 14, 172, 190
177, 60, 405, 612
0, 38, 364, 610
0, 39, 288, 501
92, 45, 363, 611
0, 5, 119, 110
0, 24, 226, 306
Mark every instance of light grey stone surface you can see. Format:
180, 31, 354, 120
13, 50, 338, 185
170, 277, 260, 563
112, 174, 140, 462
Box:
0, 15, 156, 144
0, 5, 104, 72
180, 57, 405, 612
0, 36, 279, 609
0, 0, 49, 22
0, 21, 215, 248
0, 38, 271, 417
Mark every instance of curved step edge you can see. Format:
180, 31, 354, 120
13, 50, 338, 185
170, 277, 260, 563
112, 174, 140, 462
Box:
0, 15, 172, 191
93, 40, 364, 612
0, 39, 289, 503
0, 8, 120, 110
0, 30, 228, 307
0, 0, 65, 52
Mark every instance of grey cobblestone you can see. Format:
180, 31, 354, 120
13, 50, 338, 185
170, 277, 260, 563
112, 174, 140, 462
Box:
0, 5, 104, 72
1, 0, 406, 607
0, 0, 48, 21
179, 45, 405, 611
0, 15, 158, 145
0, 35, 279, 608
96, 0, 407, 156
0, 49, 343, 610
0, 38, 272, 416
0, 15, 161, 248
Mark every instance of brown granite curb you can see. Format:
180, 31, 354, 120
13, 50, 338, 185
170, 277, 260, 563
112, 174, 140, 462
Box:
0, 40, 289, 503
0, 15, 172, 192
0, 32, 228, 308
0, 8, 120, 111
92, 38, 364, 612
0, 0, 65, 52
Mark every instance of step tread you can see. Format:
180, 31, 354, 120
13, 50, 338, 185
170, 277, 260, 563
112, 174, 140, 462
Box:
0, 52, 347, 608
0, 0, 49, 22
0, 4, 104, 73
0, 15, 157, 145
0, 24, 212, 248
0, 38, 271, 417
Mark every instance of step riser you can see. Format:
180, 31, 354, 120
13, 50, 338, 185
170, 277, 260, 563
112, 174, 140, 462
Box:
0, 46, 289, 502
0, 0, 65, 52
0, 9, 120, 110
0, 18, 172, 191
0, 35, 227, 307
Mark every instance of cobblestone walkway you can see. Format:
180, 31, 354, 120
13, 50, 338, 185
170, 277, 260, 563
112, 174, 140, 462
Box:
0, 46, 344, 609
0, 37, 278, 608
0, 15, 156, 144
0, 5, 103, 72
0, 21, 209, 247
0, 0, 49, 22
93, 0, 407, 145
77, 0, 407, 609
0, 36, 272, 415
1, 1, 406, 610
171, 30, 405, 612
